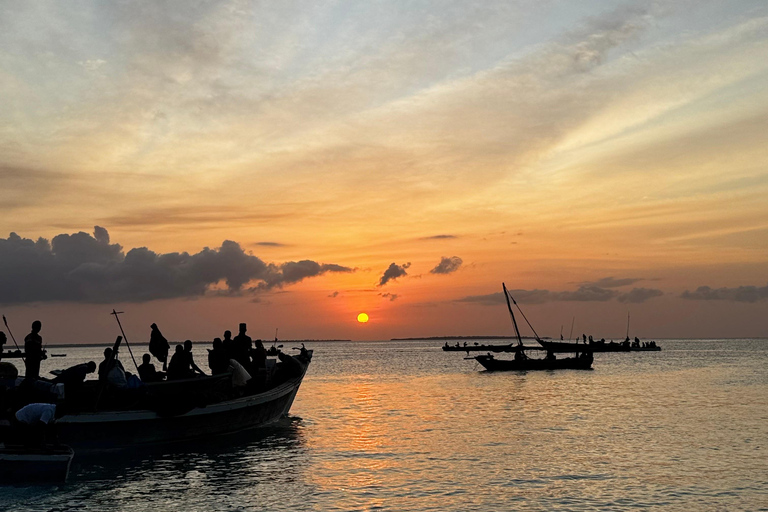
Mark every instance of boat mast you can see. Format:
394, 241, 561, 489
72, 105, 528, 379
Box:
626, 311, 630, 340
502, 283, 523, 346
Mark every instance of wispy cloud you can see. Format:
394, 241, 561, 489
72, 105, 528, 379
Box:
680, 284, 768, 303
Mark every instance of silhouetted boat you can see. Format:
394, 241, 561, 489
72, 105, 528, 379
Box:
470, 283, 594, 372
444, 343, 520, 352
54, 349, 313, 452
0, 444, 74, 484
537, 339, 630, 352
474, 352, 593, 371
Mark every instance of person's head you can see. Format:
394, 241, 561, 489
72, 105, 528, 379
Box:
31, 320, 41, 333
151, 323, 157, 330
143, 353, 151, 364
239, 323, 247, 334
213, 338, 222, 349
224, 330, 231, 340
184, 339, 192, 351
175, 344, 184, 354
104, 347, 113, 359
86, 361, 97, 373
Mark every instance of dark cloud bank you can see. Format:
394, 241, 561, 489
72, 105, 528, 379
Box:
0, 227, 352, 304
457, 282, 664, 305
681, 284, 768, 303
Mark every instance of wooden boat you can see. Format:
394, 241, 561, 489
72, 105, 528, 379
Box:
55, 349, 312, 452
469, 283, 594, 372
475, 352, 593, 371
0, 443, 74, 483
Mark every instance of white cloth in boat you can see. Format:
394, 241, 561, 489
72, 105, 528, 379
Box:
229, 359, 251, 387
15, 403, 56, 424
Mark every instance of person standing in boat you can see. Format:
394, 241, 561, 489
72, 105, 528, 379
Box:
222, 330, 234, 359
233, 323, 252, 368
207, 338, 229, 375
149, 323, 170, 371
24, 320, 46, 379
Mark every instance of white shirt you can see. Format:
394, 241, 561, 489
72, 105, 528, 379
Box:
15, 403, 57, 424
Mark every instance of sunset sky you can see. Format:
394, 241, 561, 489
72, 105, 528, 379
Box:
1, 0, 767, 344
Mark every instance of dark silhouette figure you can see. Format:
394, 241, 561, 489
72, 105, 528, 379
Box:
138, 353, 165, 382
0, 332, 6, 353
582, 334, 587, 343
166, 345, 188, 380
149, 323, 170, 371
52, 361, 96, 385
233, 323, 252, 367
24, 320, 46, 379
184, 339, 206, 377
98, 347, 124, 381
252, 339, 267, 371
222, 330, 234, 360
207, 338, 229, 375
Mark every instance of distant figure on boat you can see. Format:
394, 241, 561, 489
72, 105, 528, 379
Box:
138, 353, 165, 382
0, 331, 6, 353
582, 334, 587, 343
233, 323, 252, 368
24, 320, 46, 379
52, 361, 96, 387
149, 323, 170, 371
208, 338, 230, 375
588, 335, 594, 344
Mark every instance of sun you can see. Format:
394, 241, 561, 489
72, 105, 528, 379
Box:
357, 312, 369, 323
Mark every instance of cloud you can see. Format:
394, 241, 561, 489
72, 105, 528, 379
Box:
380, 292, 399, 302
430, 256, 463, 275
617, 288, 664, 303
680, 284, 768, 303
328, 291, 339, 298
581, 277, 643, 288
0, 227, 352, 303
420, 235, 457, 240
456, 285, 620, 305
254, 241, 287, 247
378, 262, 410, 287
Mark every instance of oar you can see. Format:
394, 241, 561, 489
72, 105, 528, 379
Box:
110, 309, 140, 373
2, 315, 25, 363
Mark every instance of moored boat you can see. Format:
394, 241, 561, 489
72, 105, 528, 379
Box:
474, 352, 593, 371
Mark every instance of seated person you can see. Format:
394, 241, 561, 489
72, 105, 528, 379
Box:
98, 347, 125, 382
207, 338, 230, 375
138, 353, 165, 382
166, 345, 189, 380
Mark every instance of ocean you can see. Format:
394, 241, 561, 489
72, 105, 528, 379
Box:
1, 339, 766, 511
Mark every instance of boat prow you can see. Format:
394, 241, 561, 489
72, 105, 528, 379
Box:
0, 443, 74, 484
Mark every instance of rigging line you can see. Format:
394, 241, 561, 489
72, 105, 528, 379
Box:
507, 291, 541, 340
110, 309, 140, 373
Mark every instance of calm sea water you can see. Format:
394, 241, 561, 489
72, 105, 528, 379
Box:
2, 339, 767, 511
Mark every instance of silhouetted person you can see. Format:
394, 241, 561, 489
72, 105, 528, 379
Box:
24, 320, 46, 379
222, 330, 234, 359
184, 339, 206, 377
207, 338, 229, 375
0, 332, 6, 354
149, 323, 170, 371
233, 323, 252, 368
52, 361, 96, 386
582, 334, 587, 343
138, 353, 164, 382
166, 345, 187, 380
252, 339, 267, 371
98, 347, 124, 381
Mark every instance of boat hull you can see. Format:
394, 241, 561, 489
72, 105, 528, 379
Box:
537, 340, 630, 352
474, 354, 593, 371
56, 365, 309, 452
0, 446, 73, 483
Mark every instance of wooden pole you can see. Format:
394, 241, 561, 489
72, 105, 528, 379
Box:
110, 309, 140, 373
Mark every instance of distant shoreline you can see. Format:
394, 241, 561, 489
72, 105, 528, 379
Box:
390, 335, 549, 341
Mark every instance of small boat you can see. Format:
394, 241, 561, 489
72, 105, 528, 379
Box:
471, 283, 593, 372
0, 443, 74, 484
443, 343, 519, 352
475, 352, 593, 371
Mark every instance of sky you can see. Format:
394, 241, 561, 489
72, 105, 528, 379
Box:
1, 0, 767, 344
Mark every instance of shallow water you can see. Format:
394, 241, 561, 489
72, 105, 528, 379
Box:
2, 339, 767, 511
